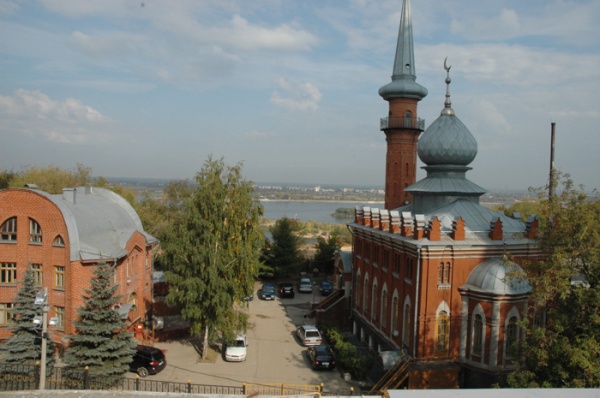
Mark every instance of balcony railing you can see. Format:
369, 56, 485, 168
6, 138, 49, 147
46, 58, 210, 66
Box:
380, 116, 425, 131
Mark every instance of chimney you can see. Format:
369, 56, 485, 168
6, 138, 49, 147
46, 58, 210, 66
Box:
371, 208, 380, 229
451, 217, 465, 241
401, 212, 414, 237
363, 207, 372, 227
414, 214, 426, 240
427, 217, 441, 241
380, 209, 390, 231
63, 188, 77, 204
390, 211, 401, 234
355, 206, 364, 224
489, 217, 503, 240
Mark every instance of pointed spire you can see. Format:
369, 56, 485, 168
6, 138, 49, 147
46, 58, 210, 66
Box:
379, 0, 427, 100
393, 0, 416, 78
441, 57, 454, 116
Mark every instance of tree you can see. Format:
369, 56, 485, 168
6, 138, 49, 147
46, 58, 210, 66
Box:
10, 163, 92, 193
160, 157, 264, 358
0, 267, 54, 374
313, 231, 343, 274
507, 175, 600, 387
63, 263, 135, 385
0, 170, 15, 189
263, 217, 305, 277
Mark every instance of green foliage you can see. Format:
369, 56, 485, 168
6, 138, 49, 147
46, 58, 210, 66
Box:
0, 267, 54, 373
160, 157, 263, 357
9, 163, 93, 194
63, 264, 135, 385
322, 325, 372, 380
0, 170, 15, 189
506, 174, 600, 388
262, 217, 305, 277
313, 231, 343, 274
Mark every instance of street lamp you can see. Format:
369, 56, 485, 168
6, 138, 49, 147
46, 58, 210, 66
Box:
33, 287, 57, 390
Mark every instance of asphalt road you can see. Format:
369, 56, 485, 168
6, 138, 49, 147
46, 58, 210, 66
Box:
141, 281, 357, 395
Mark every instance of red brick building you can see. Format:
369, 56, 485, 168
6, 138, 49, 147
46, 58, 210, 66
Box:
0, 186, 158, 348
334, 0, 542, 388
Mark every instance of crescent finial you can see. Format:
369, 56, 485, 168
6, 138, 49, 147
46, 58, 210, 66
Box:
444, 57, 451, 72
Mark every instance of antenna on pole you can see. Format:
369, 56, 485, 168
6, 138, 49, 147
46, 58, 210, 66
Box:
549, 122, 556, 200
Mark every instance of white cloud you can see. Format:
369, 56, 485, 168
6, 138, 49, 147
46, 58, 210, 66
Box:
270, 78, 322, 111
0, 89, 113, 144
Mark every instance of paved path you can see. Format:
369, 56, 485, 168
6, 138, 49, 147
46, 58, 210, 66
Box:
138, 282, 358, 395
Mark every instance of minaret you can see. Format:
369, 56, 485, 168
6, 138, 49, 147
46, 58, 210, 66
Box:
379, 0, 428, 210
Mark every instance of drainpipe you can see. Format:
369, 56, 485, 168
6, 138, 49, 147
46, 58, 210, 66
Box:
413, 244, 422, 358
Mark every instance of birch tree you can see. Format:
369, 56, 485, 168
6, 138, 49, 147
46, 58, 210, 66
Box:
161, 157, 263, 358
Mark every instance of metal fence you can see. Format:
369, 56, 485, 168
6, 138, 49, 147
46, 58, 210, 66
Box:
0, 362, 244, 395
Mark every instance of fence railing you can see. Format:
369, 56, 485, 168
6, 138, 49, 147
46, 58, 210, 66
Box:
380, 116, 425, 131
0, 363, 243, 395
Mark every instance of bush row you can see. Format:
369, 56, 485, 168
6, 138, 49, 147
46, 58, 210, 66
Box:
322, 325, 372, 380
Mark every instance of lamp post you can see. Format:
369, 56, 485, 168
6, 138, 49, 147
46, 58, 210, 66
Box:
34, 287, 49, 390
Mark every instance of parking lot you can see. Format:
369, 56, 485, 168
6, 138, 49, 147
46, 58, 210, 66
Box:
144, 280, 357, 395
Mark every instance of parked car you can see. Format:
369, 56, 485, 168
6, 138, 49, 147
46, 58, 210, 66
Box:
279, 282, 295, 298
296, 325, 322, 346
130, 344, 167, 377
261, 283, 275, 300
307, 345, 336, 370
225, 333, 248, 362
298, 277, 313, 293
320, 280, 333, 296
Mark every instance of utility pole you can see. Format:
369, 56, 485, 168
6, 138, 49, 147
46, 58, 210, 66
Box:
549, 122, 556, 200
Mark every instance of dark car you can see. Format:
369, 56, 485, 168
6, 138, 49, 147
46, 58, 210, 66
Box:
320, 280, 333, 296
130, 344, 167, 377
307, 345, 336, 370
279, 282, 295, 298
260, 283, 275, 300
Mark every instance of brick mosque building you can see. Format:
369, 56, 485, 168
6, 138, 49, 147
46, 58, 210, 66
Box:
333, 0, 542, 388
0, 186, 158, 349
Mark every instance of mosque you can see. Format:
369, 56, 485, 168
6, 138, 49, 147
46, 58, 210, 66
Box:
333, 0, 542, 388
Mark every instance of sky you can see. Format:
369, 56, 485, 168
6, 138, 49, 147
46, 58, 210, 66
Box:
1, 0, 599, 192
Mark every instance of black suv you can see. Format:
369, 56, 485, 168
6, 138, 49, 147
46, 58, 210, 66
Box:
130, 344, 167, 377
279, 282, 295, 298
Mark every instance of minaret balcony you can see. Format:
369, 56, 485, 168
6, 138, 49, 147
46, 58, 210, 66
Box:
380, 117, 425, 131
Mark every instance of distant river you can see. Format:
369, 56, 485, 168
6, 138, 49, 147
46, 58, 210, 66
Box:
260, 200, 383, 225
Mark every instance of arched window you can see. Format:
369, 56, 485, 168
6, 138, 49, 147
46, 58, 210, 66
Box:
404, 110, 412, 128
472, 314, 483, 357
391, 295, 399, 336
381, 287, 388, 328
363, 275, 369, 313
53, 235, 65, 247
436, 310, 450, 354
29, 218, 42, 243
354, 270, 361, 308
129, 292, 138, 312
1, 217, 17, 241
505, 316, 518, 358
371, 280, 378, 320
402, 299, 411, 346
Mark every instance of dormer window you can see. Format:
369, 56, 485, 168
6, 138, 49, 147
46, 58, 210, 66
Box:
1, 217, 17, 241
29, 218, 42, 243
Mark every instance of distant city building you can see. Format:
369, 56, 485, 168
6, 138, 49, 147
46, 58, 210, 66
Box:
0, 186, 159, 348
333, 0, 542, 388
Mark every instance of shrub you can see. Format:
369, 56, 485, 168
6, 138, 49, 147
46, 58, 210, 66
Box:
322, 326, 372, 380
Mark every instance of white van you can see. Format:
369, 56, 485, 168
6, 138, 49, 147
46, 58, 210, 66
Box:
225, 334, 248, 362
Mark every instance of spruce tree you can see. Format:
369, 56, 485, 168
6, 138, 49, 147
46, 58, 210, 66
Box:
63, 263, 136, 385
0, 267, 54, 374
